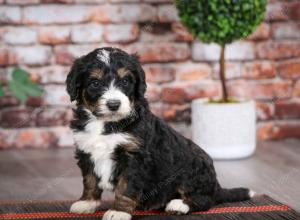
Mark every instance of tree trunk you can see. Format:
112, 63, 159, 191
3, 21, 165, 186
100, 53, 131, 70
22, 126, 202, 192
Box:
220, 45, 228, 102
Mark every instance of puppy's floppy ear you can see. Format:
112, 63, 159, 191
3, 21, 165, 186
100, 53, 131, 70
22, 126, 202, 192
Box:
66, 57, 85, 102
131, 53, 147, 98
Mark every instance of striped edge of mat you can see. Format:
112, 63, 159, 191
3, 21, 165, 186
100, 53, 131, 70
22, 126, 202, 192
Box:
0, 195, 299, 220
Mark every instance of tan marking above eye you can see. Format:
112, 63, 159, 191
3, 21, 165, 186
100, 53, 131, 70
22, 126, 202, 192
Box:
117, 68, 130, 78
90, 69, 104, 79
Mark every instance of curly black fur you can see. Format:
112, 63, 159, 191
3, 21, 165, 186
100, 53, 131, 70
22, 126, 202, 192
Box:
66, 47, 251, 214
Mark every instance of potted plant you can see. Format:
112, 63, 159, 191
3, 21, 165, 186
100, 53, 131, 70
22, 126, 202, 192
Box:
176, 0, 267, 159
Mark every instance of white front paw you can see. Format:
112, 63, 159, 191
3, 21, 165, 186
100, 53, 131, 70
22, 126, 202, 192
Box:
70, 200, 100, 214
165, 199, 189, 214
102, 210, 132, 220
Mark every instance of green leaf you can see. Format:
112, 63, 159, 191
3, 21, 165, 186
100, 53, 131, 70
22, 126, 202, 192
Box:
0, 85, 4, 97
9, 67, 43, 103
9, 81, 27, 103
19, 81, 43, 97
12, 68, 30, 83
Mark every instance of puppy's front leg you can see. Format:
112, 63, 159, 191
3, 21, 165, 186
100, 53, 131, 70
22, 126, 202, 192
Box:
103, 177, 137, 220
70, 174, 102, 214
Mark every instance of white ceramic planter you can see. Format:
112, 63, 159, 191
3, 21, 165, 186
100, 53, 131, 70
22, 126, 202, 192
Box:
192, 98, 256, 160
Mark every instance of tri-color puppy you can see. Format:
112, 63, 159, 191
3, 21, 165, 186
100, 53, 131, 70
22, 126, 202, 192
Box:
66, 47, 254, 220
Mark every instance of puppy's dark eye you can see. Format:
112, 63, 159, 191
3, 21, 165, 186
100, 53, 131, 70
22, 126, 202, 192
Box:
90, 81, 101, 89
122, 78, 128, 86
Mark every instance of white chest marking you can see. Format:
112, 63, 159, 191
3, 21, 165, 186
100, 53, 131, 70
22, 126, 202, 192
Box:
73, 118, 132, 191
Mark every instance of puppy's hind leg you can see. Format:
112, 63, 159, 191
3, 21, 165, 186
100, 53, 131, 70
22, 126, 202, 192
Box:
215, 187, 252, 204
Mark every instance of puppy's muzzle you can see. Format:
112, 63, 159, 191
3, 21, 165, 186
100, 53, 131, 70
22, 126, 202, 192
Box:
106, 99, 121, 111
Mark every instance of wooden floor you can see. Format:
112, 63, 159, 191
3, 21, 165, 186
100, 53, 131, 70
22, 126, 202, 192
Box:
0, 139, 299, 212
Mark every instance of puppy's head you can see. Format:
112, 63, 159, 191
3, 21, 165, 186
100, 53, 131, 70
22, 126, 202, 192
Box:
66, 47, 147, 121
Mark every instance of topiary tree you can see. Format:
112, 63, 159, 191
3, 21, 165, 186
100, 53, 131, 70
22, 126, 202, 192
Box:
176, 0, 267, 102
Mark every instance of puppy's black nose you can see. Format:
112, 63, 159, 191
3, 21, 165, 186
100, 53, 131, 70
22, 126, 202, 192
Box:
107, 99, 121, 111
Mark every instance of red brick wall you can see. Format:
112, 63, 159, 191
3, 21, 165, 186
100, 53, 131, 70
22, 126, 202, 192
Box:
0, 0, 300, 149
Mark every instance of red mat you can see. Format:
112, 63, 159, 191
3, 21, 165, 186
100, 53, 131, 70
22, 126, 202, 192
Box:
0, 195, 299, 220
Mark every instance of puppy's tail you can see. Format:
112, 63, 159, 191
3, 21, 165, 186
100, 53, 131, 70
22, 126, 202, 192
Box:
214, 187, 254, 204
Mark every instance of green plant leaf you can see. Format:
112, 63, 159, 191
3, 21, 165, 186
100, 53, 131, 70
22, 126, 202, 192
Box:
0, 85, 4, 97
12, 68, 30, 83
8, 67, 44, 103
19, 81, 43, 97
9, 81, 27, 103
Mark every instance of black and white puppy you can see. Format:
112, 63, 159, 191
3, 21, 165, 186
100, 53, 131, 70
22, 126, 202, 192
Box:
66, 47, 254, 220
